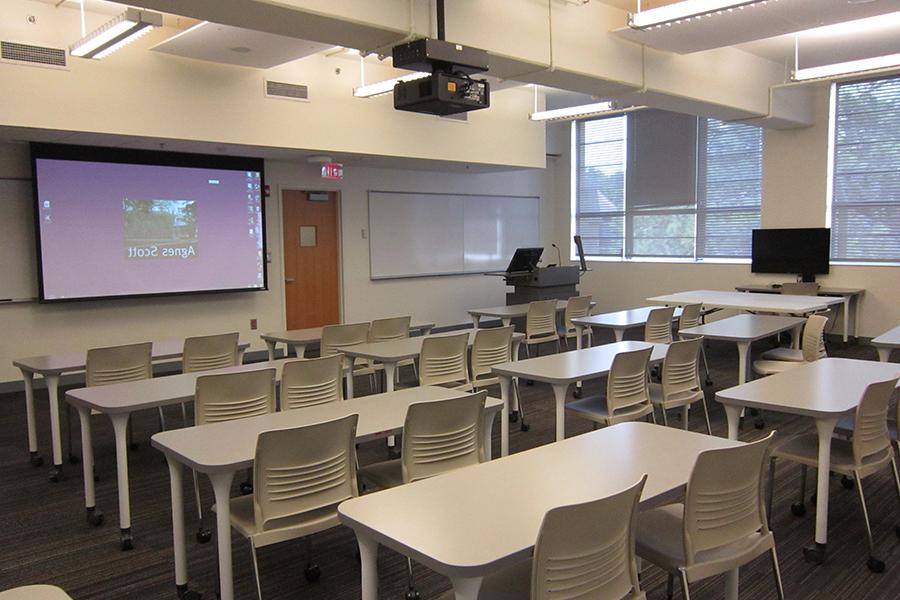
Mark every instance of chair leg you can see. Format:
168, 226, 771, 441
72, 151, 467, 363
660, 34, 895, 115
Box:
854, 472, 885, 572
699, 344, 712, 385
304, 536, 321, 581
158, 406, 167, 432
791, 465, 808, 516
701, 398, 712, 435
250, 539, 263, 600
192, 469, 211, 543
649, 407, 657, 425
679, 570, 691, 600
767, 457, 776, 523
681, 405, 689, 431
660, 408, 669, 427
406, 557, 420, 600
514, 379, 529, 432
666, 573, 675, 600
890, 455, 900, 538
181, 402, 189, 427
770, 547, 786, 600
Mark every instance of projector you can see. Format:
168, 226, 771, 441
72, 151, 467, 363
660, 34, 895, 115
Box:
392, 38, 490, 116
394, 72, 490, 116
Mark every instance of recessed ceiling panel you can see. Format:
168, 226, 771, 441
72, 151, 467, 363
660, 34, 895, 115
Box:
151, 22, 332, 69
614, 0, 900, 54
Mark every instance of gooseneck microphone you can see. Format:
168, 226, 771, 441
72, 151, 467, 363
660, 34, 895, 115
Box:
551, 243, 562, 266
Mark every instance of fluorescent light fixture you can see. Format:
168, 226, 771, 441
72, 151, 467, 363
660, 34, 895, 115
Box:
530, 102, 645, 122
628, 0, 770, 30
70, 8, 163, 59
353, 72, 429, 98
794, 53, 900, 81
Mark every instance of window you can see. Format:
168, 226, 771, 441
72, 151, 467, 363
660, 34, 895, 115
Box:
572, 110, 763, 261
829, 75, 900, 263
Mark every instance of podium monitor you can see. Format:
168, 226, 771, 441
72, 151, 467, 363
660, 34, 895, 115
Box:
506, 247, 543, 273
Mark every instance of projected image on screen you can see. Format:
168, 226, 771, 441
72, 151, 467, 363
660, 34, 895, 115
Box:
32, 146, 266, 301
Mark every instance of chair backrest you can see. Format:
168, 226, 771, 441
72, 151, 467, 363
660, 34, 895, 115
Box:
662, 338, 702, 399
851, 378, 899, 465
320, 322, 370, 357
644, 306, 675, 344
402, 391, 486, 483
85, 342, 152, 387
419, 332, 471, 388
682, 433, 774, 560
471, 326, 515, 381
562, 295, 593, 334
369, 316, 411, 342
280, 355, 343, 411
531, 475, 647, 600
194, 368, 276, 425
781, 282, 820, 296
253, 414, 359, 532
678, 303, 703, 331
801, 314, 828, 362
606, 347, 652, 416
526, 299, 559, 342
182, 332, 240, 373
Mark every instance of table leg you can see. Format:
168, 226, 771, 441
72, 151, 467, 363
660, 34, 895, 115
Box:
345, 357, 355, 399
47, 374, 63, 481
510, 340, 522, 415
384, 361, 397, 450
790, 323, 803, 350
471, 314, 481, 330
736, 341, 751, 385
210, 470, 237, 600
803, 417, 839, 565
725, 568, 739, 600
552, 384, 568, 442
166, 457, 199, 599
501, 318, 512, 327
237, 347, 247, 364
842, 298, 850, 343
575, 325, 585, 350
78, 406, 102, 528
20, 369, 42, 467
291, 343, 307, 359
357, 532, 379, 600
264, 340, 276, 361
482, 408, 495, 461
614, 329, 625, 342
109, 413, 134, 551
724, 404, 742, 440
499, 375, 511, 457
876, 347, 891, 362
450, 575, 484, 600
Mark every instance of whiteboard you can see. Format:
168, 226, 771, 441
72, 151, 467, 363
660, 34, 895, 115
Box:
369, 191, 541, 279
0, 178, 38, 301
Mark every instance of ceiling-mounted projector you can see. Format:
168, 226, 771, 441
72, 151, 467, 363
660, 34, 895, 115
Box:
391, 38, 490, 116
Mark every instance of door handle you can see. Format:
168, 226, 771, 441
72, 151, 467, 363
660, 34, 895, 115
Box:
285, 278, 296, 284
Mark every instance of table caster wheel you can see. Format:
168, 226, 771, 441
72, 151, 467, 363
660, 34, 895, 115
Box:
790, 502, 806, 517
86, 507, 104, 527
304, 563, 321, 582
573, 387, 583, 399
176, 584, 202, 600
68, 454, 81, 465
120, 528, 134, 551
802, 542, 826, 565
509, 411, 519, 423
239, 481, 253, 495
387, 446, 401, 460
520, 423, 530, 432
30, 452, 43, 467
196, 527, 211, 544
754, 418, 765, 430
405, 589, 421, 600
867, 556, 885, 573
841, 476, 854, 489
49, 465, 63, 482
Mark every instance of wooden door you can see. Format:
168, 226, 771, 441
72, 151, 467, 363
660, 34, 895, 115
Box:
282, 190, 340, 329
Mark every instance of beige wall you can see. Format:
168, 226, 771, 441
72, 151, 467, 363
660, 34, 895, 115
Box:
552, 85, 900, 338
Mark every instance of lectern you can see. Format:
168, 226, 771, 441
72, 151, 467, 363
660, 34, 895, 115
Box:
487, 246, 584, 304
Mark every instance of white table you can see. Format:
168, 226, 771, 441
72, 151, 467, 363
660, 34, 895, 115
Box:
468, 300, 595, 329
338, 422, 743, 600
736, 284, 864, 342
571, 306, 684, 346
872, 325, 900, 362
679, 315, 806, 385
13, 339, 249, 481
260, 320, 435, 360
491, 341, 668, 456
151, 386, 502, 600
65, 359, 288, 551
716, 358, 900, 564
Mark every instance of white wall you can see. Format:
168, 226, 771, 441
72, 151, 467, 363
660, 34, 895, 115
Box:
550, 85, 900, 338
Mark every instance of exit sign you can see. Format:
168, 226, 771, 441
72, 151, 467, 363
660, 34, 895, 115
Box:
321, 162, 343, 180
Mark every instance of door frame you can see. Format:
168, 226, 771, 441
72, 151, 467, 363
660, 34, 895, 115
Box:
278, 187, 344, 329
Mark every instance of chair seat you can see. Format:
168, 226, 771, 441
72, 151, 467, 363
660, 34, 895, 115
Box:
566, 395, 653, 426
636, 504, 773, 582
648, 383, 703, 410
358, 459, 404, 490
759, 347, 804, 362
772, 434, 893, 479
752, 359, 804, 377
213, 494, 341, 547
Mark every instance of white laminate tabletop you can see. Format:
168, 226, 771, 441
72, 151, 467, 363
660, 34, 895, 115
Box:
492, 341, 668, 384
735, 284, 864, 296
678, 314, 806, 342
647, 290, 843, 314
571, 306, 683, 329
151, 386, 501, 472
340, 331, 525, 362
260, 321, 435, 344
338, 422, 739, 577
65, 359, 292, 414
716, 358, 900, 418
468, 301, 595, 318
873, 325, 900, 349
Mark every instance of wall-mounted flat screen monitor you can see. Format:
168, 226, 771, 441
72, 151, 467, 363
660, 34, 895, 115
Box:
31, 143, 266, 302
751, 227, 830, 283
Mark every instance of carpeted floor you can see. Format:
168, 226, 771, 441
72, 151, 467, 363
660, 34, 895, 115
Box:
1, 328, 899, 599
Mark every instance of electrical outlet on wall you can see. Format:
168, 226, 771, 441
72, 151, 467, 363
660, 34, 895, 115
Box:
250, 318, 258, 330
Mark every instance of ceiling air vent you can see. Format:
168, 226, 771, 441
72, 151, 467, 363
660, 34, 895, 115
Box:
1, 41, 67, 69
265, 80, 309, 102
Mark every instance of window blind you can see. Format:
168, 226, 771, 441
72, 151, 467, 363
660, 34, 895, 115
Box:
831, 75, 900, 263
574, 116, 626, 257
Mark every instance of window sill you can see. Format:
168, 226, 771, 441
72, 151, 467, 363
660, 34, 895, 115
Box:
830, 261, 900, 268
574, 256, 751, 265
